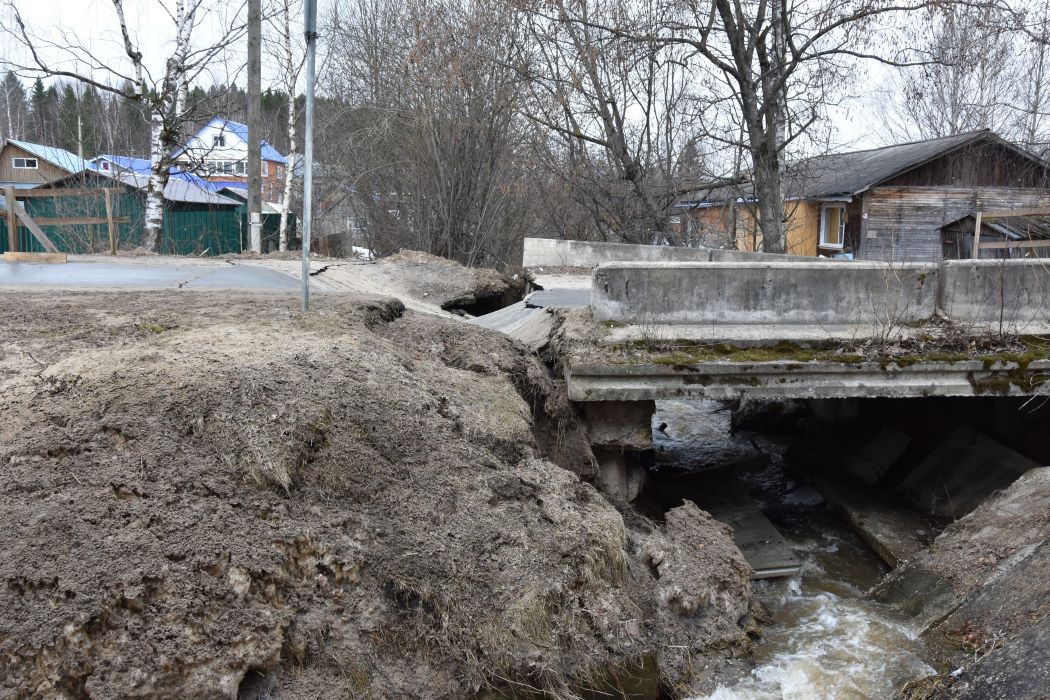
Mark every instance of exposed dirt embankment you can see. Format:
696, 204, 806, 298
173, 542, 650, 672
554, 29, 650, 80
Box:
378, 250, 523, 314
0, 292, 753, 698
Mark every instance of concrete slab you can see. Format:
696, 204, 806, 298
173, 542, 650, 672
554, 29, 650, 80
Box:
567, 358, 1050, 402
813, 478, 931, 568
599, 321, 1050, 344
695, 478, 802, 579
845, 429, 910, 486
897, 427, 1040, 519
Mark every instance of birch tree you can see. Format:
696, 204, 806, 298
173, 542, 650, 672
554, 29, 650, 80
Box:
267, 0, 305, 251
3, 0, 246, 251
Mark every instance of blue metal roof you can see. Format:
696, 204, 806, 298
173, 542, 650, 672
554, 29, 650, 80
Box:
209, 117, 288, 164
7, 139, 88, 174
89, 155, 209, 186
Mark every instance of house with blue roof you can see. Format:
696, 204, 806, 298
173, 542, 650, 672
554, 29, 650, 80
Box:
171, 116, 289, 203
0, 138, 88, 190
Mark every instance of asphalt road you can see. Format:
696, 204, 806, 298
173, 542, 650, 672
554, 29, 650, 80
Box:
0, 261, 300, 291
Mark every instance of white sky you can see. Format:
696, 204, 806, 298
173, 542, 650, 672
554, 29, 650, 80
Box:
2, 0, 317, 91
3, 0, 894, 150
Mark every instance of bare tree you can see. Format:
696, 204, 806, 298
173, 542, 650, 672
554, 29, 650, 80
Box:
558, 0, 932, 252
895, 2, 1019, 139
519, 0, 709, 244
322, 0, 543, 267
3, 0, 246, 251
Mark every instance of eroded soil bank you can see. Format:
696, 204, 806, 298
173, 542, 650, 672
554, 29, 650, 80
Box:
0, 292, 756, 698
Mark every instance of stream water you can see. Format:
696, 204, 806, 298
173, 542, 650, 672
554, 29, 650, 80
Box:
651, 401, 934, 700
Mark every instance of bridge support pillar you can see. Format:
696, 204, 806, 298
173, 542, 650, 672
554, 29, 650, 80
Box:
579, 400, 655, 502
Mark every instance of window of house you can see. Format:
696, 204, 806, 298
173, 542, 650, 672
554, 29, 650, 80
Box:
12, 157, 38, 169
235, 161, 246, 175
100, 160, 111, 172
820, 204, 847, 248
262, 160, 269, 177
213, 134, 226, 147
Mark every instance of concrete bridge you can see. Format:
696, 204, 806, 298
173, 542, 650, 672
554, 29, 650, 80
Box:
498, 239, 1050, 506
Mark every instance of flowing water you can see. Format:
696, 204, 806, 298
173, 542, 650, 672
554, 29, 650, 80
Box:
651, 401, 934, 700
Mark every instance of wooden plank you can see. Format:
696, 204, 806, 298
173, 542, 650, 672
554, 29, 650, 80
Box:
104, 187, 117, 255
11, 201, 59, 253
15, 188, 112, 198
980, 208, 1050, 219
972, 210, 983, 259
31, 216, 130, 226
4, 186, 17, 253
977, 239, 1050, 250
3, 251, 67, 263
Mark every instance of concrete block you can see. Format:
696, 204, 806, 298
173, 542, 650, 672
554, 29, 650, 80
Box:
845, 429, 910, 486
591, 261, 939, 325
582, 400, 655, 449
939, 259, 1050, 326
814, 478, 929, 567
523, 238, 712, 268
897, 426, 1039, 519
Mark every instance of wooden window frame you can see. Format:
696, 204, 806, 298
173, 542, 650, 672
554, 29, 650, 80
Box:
819, 203, 847, 249
212, 134, 226, 147
12, 157, 39, 169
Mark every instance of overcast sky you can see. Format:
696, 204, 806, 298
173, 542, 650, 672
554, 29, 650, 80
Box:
3, 0, 892, 149
2, 0, 314, 90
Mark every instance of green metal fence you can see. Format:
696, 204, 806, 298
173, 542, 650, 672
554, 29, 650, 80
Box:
1, 188, 245, 255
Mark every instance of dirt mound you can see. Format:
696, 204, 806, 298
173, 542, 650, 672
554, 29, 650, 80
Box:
0, 292, 753, 698
378, 249, 520, 313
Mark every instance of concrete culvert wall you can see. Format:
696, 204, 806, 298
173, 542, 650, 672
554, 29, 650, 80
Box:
591, 261, 939, 325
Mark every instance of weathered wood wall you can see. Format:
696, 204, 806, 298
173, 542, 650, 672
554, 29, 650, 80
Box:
881, 141, 1050, 189
861, 186, 1050, 261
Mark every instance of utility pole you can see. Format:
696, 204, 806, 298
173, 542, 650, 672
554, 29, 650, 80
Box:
247, 0, 262, 253
301, 0, 317, 311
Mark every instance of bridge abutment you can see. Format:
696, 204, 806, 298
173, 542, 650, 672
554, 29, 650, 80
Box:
580, 400, 654, 502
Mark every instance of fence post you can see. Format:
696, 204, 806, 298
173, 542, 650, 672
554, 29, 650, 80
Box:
4, 187, 17, 253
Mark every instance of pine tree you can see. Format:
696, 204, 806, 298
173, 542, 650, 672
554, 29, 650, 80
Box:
57, 83, 80, 154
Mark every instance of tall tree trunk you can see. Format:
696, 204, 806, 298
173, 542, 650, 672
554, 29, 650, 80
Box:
143, 110, 169, 251
278, 0, 297, 252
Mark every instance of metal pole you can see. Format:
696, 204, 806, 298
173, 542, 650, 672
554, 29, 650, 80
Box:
301, 0, 317, 311
248, 0, 263, 253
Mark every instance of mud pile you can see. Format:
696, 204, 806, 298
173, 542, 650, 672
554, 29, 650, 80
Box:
0, 292, 752, 698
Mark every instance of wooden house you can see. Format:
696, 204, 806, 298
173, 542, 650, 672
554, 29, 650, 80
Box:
0, 138, 88, 190
677, 130, 1050, 260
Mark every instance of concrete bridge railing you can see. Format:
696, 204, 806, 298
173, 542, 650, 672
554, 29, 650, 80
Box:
522, 237, 818, 268
592, 259, 1050, 327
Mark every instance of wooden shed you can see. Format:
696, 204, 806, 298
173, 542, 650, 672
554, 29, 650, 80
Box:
678, 130, 1050, 261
